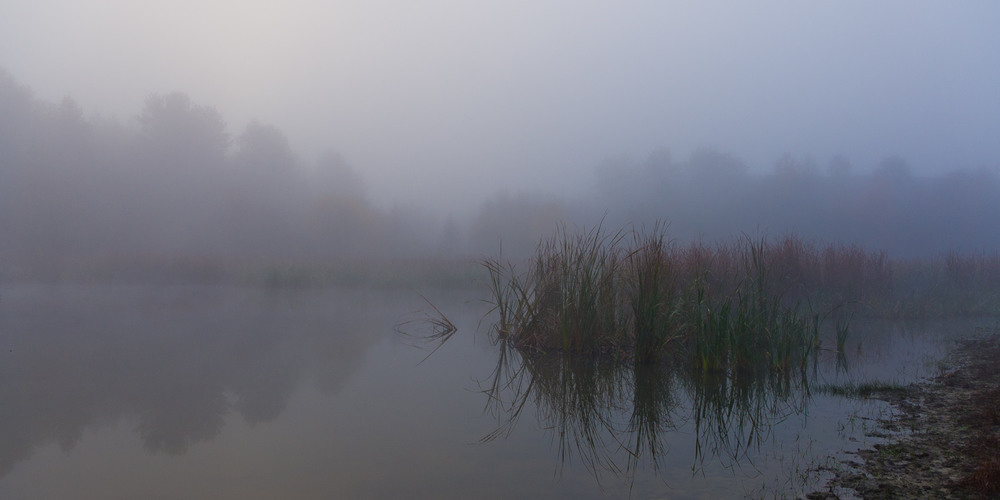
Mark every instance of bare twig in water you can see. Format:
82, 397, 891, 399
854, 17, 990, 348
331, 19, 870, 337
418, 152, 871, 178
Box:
394, 294, 458, 364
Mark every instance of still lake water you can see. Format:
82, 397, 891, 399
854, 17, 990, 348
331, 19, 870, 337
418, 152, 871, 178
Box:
0, 284, 981, 499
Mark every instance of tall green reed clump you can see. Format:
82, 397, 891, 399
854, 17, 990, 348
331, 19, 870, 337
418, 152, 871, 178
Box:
482, 256, 537, 343
483, 223, 628, 354
531, 223, 627, 352
686, 236, 818, 373
482, 225, 854, 370
624, 223, 684, 363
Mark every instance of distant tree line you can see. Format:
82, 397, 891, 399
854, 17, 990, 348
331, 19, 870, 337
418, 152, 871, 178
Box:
471, 148, 1000, 259
3, 68, 999, 281
588, 148, 1000, 258
0, 69, 441, 278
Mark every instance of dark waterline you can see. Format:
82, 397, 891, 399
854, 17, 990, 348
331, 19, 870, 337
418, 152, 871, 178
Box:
0, 285, 979, 499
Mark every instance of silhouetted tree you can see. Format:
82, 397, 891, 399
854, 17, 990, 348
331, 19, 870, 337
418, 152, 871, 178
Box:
773, 153, 818, 181
469, 192, 569, 258
313, 150, 366, 202
136, 92, 229, 171
686, 147, 748, 184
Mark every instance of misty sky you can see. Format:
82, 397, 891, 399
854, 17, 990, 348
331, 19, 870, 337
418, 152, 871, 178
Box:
3, 1, 999, 211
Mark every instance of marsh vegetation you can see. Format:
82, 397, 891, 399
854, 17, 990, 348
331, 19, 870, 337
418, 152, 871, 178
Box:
407, 223, 1000, 495
481, 224, 893, 369
477, 222, 1000, 363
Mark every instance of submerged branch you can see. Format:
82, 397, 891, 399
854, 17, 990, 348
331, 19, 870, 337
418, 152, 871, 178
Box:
394, 293, 458, 364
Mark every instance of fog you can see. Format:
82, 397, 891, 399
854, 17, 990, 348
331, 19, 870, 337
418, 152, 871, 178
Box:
2, 2, 1000, 274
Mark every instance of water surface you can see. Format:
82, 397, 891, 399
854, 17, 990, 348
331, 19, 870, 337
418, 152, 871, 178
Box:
0, 285, 980, 498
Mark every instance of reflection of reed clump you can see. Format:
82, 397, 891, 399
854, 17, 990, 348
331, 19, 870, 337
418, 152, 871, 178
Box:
683, 365, 808, 468
479, 337, 810, 483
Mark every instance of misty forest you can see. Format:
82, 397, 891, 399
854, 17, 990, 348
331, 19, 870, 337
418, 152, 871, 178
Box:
3, 68, 999, 277
3, 52, 1000, 499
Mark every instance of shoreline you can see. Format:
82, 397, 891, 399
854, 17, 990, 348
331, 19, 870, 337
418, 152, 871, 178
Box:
810, 328, 1000, 499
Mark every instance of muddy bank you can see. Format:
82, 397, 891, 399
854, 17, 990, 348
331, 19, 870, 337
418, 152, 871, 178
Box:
810, 329, 1000, 499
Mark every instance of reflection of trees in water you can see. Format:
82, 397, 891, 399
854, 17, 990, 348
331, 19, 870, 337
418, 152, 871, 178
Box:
134, 375, 228, 455
480, 338, 810, 485
0, 287, 383, 476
